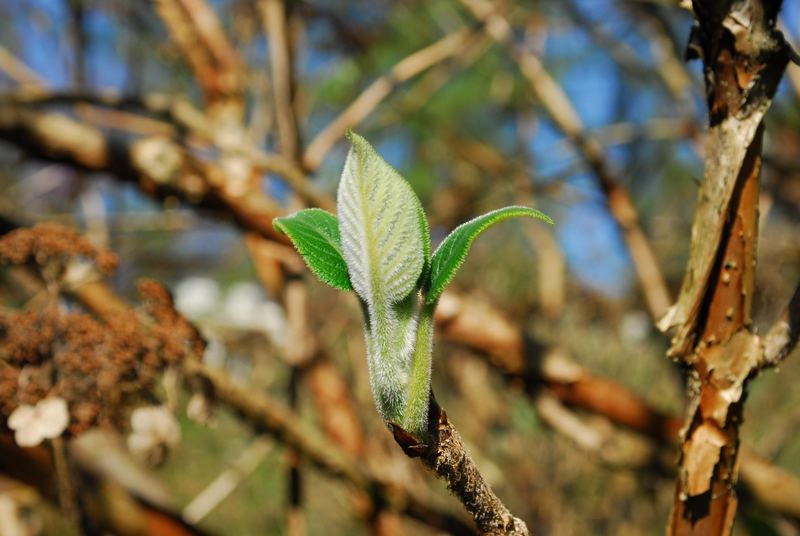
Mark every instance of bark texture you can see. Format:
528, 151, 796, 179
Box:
658, 1, 791, 534
391, 398, 529, 535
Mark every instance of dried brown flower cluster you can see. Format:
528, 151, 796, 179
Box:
0, 223, 118, 276
0, 224, 204, 438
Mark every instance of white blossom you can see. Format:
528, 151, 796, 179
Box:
127, 406, 180, 466
8, 398, 69, 447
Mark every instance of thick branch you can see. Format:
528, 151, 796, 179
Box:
0, 104, 287, 243
661, 1, 789, 533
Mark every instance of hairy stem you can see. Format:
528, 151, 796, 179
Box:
401, 300, 436, 437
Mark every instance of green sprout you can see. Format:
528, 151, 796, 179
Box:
274, 131, 552, 439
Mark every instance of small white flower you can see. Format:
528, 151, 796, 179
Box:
8, 398, 69, 447
127, 406, 180, 466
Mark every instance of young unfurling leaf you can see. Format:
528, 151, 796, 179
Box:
426, 206, 553, 304
337, 131, 428, 306
337, 131, 429, 426
272, 132, 552, 440
273, 208, 352, 291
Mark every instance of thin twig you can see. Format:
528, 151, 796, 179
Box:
259, 0, 300, 160
0, 46, 46, 88
183, 437, 273, 523
460, 0, 672, 321
390, 398, 529, 535
302, 26, 482, 171
181, 359, 475, 535
760, 281, 800, 368
50, 437, 78, 527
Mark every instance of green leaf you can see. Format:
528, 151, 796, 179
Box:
426, 206, 553, 304
337, 130, 429, 422
273, 208, 352, 291
338, 131, 428, 305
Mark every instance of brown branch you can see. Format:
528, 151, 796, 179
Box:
0, 432, 211, 536
259, 0, 301, 161
433, 291, 800, 523
2, 90, 334, 212
0, 104, 288, 243
460, 0, 672, 321
182, 360, 476, 535
760, 280, 800, 367
656, 2, 790, 533
0, 46, 47, 88
390, 398, 529, 535
155, 0, 244, 112
301, 26, 483, 171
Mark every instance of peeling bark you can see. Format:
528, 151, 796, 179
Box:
661, 1, 791, 534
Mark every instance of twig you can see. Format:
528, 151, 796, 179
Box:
181, 359, 475, 535
390, 398, 529, 535
460, 0, 672, 321
259, 0, 300, 160
760, 281, 800, 368
183, 437, 273, 523
0, 46, 46, 88
50, 437, 78, 527
302, 26, 482, 171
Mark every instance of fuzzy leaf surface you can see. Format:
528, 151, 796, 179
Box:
337, 131, 427, 306
427, 206, 553, 304
273, 208, 352, 291
337, 131, 428, 421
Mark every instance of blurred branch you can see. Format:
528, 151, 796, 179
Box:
259, 0, 300, 160
182, 359, 475, 535
565, 2, 693, 109
433, 291, 800, 523
549, 118, 698, 151
0, 431, 211, 536
0, 104, 288, 242
183, 437, 273, 524
302, 25, 484, 171
624, 2, 697, 105
2, 90, 333, 211
760, 280, 800, 368
0, 46, 46, 88
460, 0, 672, 321
155, 0, 244, 113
